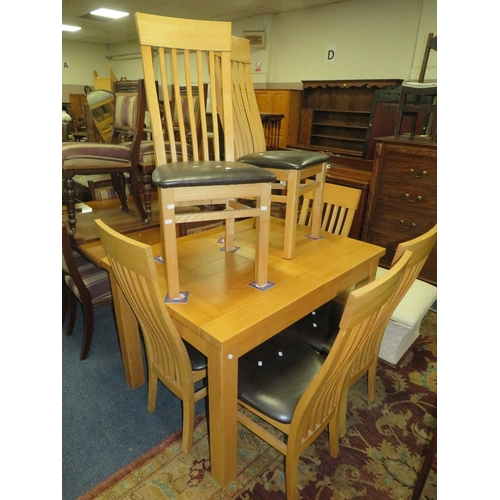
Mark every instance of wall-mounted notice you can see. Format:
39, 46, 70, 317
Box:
325, 44, 337, 63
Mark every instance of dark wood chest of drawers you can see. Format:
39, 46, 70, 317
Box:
362, 137, 437, 284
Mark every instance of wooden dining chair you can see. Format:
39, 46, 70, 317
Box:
95, 219, 208, 453
284, 225, 437, 421
394, 33, 437, 140
226, 36, 329, 260
62, 80, 148, 236
298, 181, 361, 237
62, 225, 112, 360
135, 13, 276, 301
237, 250, 412, 500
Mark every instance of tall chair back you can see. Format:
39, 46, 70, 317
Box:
95, 219, 207, 453
225, 36, 329, 260
137, 14, 232, 165
135, 13, 276, 300
225, 37, 267, 157
349, 225, 438, 395
237, 250, 412, 500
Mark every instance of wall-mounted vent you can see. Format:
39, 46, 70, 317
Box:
242, 31, 266, 48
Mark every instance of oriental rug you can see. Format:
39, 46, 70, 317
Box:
79, 311, 437, 500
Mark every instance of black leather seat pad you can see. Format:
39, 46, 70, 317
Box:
152, 161, 276, 188
238, 150, 329, 170
238, 331, 325, 424
184, 340, 207, 371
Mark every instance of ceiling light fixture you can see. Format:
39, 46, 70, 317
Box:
90, 8, 129, 19
62, 25, 81, 32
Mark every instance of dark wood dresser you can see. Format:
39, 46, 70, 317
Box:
362, 137, 437, 284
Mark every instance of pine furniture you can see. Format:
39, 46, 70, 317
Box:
80, 217, 385, 487
237, 250, 411, 500
136, 14, 276, 300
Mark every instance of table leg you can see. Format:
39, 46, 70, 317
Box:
206, 342, 238, 486
109, 272, 146, 389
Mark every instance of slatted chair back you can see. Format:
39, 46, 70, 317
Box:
216, 35, 329, 261
136, 14, 232, 165
293, 250, 410, 442
135, 13, 275, 300
95, 219, 207, 452
298, 181, 362, 237
349, 225, 437, 398
225, 36, 267, 158
237, 250, 412, 500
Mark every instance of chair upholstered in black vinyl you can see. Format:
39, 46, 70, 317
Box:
228, 36, 329, 260
136, 13, 276, 300
236, 250, 412, 500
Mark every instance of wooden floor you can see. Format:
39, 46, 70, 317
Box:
63, 197, 161, 246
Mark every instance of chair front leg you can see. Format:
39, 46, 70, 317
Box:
141, 169, 153, 223
110, 172, 129, 212
130, 167, 148, 223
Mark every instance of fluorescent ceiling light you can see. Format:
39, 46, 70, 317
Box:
90, 8, 129, 19
62, 25, 81, 32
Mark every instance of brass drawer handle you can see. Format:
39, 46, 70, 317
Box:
399, 220, 416, 230
405, 193, 422, 203
409, 168, 427, 178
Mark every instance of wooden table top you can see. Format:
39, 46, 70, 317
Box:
81, 217, 385, 354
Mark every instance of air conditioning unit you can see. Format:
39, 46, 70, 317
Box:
242, 31, 266, 48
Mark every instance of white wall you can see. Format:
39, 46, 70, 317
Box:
231, 0, 437, 87
62, 0, 436, 98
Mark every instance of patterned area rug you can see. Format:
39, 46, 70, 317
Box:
79, 311, 437, 500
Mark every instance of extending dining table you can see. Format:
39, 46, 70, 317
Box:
80, 216, 385, 487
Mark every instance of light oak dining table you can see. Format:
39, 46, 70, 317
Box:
80, 216, 385, 487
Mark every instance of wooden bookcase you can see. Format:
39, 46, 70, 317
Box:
296, 79, 402, 158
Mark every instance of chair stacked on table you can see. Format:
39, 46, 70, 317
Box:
135, 13, 276, 300
225, 36, 330, 260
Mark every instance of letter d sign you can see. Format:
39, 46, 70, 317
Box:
325, 44, 337, 63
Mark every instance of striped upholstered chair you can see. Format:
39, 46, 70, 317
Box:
62, 80, 148, 236
62, 225, 113, 360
